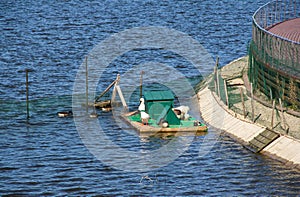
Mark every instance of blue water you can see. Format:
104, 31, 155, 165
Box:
1, 0, 300, 196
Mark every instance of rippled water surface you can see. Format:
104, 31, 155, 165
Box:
1, 0, 300, 196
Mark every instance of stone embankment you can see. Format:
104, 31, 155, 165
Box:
197, 56, 300, 169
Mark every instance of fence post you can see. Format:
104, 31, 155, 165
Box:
214, 57, 219, 95
239, 87, 246, 118
271, 99, 275, 129
216, 69, 220, 97
251, 83, 255, 122
224, 79, 229, 107
279, 98, 288, 131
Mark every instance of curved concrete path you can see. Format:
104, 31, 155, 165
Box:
198, 86, 300, 169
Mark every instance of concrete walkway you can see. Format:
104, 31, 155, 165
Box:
262, 136, 300, 167
198, 86, 300, 169
198, 87, 265, 143
197, 57, 300, 169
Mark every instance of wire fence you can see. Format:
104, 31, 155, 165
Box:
208, 61, 256, 121
249, 0, 300, 111
207, 59, 296, 135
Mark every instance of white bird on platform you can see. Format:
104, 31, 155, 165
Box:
138, 98, 150, 125
173, 106, 190, 120
140, 111, 150, 125
138, 98, 145, 111
175, 106, 190, 114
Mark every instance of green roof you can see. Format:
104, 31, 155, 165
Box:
144, 90, 174, 101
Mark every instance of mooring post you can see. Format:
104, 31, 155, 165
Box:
140, 71, 144, 99
85, 56, 88, 113
26, 69, 29, 120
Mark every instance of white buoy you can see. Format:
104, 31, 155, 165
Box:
162, 121, 169, 128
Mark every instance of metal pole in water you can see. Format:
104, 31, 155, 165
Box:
140, 71, 144, 98
26, 69, 29, 120
85, 56, 88, 113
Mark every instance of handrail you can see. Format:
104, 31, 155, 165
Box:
252, 0, 300, 45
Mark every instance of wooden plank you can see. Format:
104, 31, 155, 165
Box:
94, 80, 116, 102
260, 130, 278, 140
116, 85, 128, 109
248, 128, 280, 153
94, 100, 111, 108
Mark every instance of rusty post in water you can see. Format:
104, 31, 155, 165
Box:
85, 56, 88, 113
140, 71, 144, 99
26, 69, 29, 120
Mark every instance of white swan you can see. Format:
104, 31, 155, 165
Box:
138, 98, 145, 111
173, 106, 190, 120
140, 111, 150, 125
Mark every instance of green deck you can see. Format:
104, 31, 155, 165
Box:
128, 113, 206, 128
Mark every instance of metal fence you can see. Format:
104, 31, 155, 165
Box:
249, 0, 300, 110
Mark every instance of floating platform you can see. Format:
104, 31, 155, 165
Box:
93, 100, 111, 108
122, 111, 208, 133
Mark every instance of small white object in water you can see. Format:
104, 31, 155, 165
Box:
101, 107, 112, 112
57, 111, 73, 117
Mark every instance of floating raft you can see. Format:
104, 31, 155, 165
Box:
122, 111, 208, 133
93, 100, 111, 108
